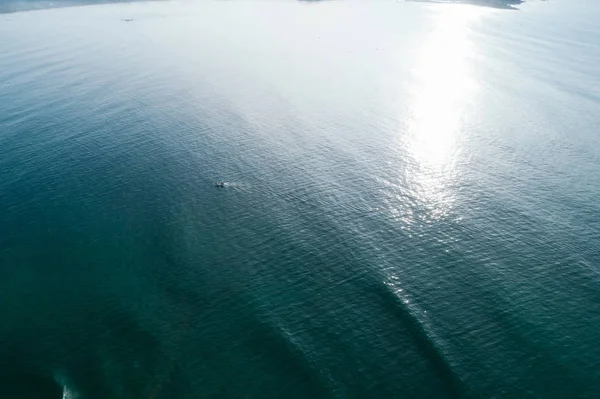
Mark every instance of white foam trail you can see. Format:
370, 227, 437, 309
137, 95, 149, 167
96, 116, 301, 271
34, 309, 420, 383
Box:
62, 387, 79, 399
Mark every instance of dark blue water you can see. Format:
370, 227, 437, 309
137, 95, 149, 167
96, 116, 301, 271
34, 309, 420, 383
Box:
1, 1, 600, 398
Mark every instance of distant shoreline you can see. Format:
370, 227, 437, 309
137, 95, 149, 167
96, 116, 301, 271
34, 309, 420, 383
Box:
406, 0, 523, 10
0, 0, 526, 14
0, 0, 162, 14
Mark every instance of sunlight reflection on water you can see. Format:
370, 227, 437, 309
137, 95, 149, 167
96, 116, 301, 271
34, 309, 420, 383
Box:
391, 6, 484, 227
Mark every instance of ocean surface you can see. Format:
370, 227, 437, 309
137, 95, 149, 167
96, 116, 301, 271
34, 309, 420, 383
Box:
1, 0, 600, 397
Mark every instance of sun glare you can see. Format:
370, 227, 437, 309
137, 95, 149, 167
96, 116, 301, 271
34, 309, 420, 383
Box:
404, 6, 483, 222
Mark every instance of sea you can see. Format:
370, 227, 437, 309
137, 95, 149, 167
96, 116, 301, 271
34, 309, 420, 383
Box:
1, 0, 599, 397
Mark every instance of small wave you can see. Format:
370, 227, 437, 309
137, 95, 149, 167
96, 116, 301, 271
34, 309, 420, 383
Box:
379, 275, 467, 396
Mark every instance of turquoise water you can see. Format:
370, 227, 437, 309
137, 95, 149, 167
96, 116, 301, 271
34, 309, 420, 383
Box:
1, 1, 600, 397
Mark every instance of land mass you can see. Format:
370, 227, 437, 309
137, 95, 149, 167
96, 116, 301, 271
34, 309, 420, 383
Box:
407, 0, 524, 10
0, 0, 160, 14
